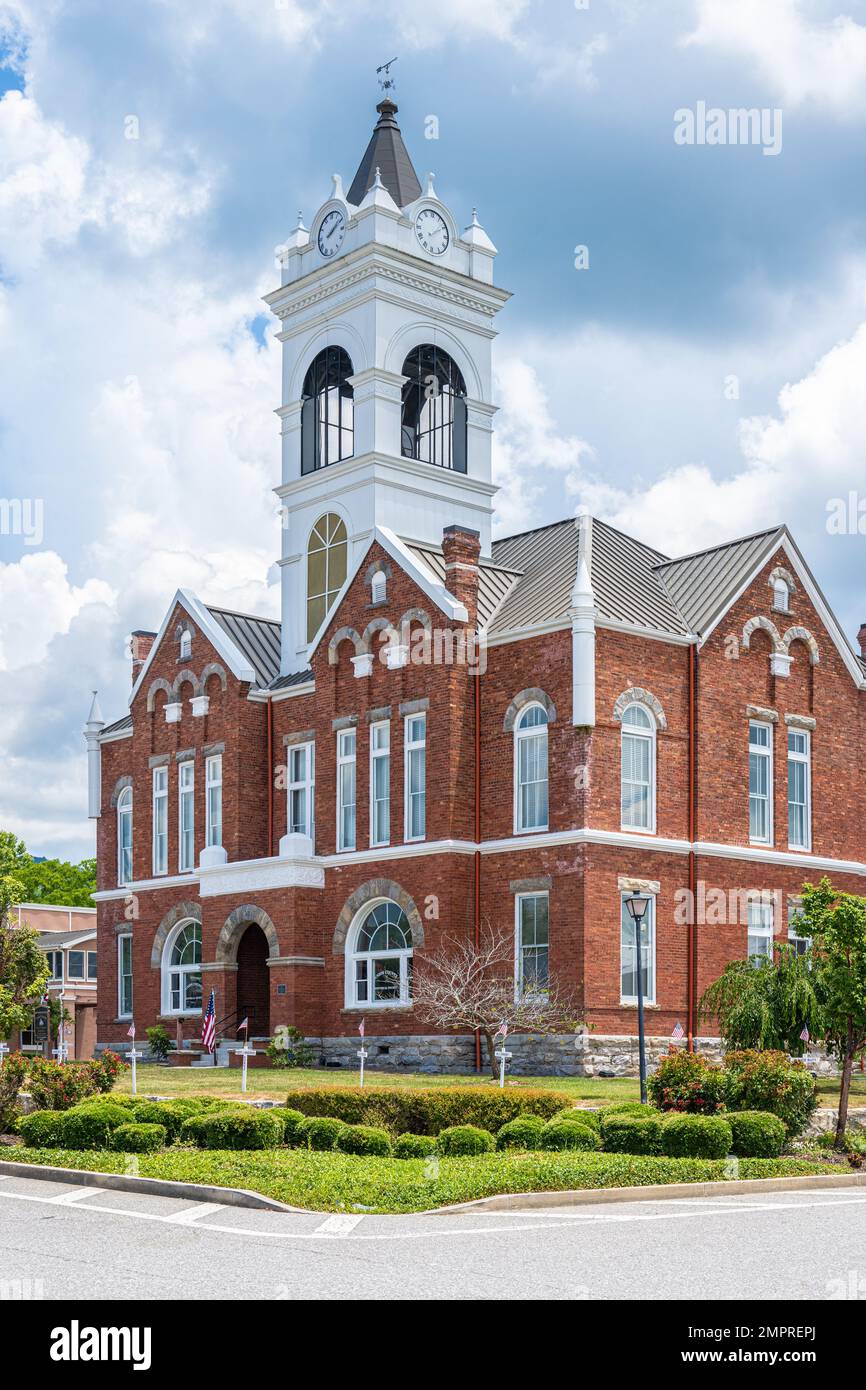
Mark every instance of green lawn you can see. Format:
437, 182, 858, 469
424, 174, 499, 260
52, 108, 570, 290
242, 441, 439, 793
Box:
113, 1064, 866, 1109
4, 1146, 834, 1214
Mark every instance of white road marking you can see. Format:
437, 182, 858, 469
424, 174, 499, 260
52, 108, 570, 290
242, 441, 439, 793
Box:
165, 1202, 226, 1224
47, 1186, 100, 1205
314, 1213, 364, 1236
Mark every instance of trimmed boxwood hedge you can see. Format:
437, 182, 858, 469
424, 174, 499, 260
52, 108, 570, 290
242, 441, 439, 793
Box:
280, 1108, 307, 1146
560, 1109, 601, 1132
726, 1110, 787, 1158
186, 1108, 285, 1151
437, 1125, 496, 1156
539, 1119, 601, 1152
661, 1113, 732, 1159
393, 1133, 438, 1159
60, 1101, 132, 1149
111, 1123, 166, 1154
132, 1097, 225, 1142
283, 1086, 569, 1136
602, 1102, 655, 1120
496, 1116, 546, 1151
298, 1116, 351, 1151
600, 1112, 663, 1155
335, 1125, 392, 1157
17, 1110, 67, 1148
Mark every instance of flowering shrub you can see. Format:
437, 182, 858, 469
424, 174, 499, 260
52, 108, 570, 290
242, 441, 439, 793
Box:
647, 1049, 727, 1114
0, 1051, 125, 1132
723, 1050, 817, 1137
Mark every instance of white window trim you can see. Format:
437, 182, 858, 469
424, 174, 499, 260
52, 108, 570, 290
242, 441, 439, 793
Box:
344, 898, 413, 1009
180, 629, 192, 660
152, 766, 168, 876
160, 918, 203, 1017
287, 741, 315, 842
336, 728, 357, 853
369, 721, 390, 848
772, 578, 790, 613
46, 949, 63, 983
67, 949, 86, 982
787, 728, 811, 852
513, 703, 550, 835
117, 786, 132, 887
620, 893, 657, 1005
117, 934, 133, 1019
404, 713, 427, 843
747, 898, 775, 964
748, 720, 774, 847
178, 760, 195, 873
514, 891, 550, 1001
205, 753, 223, 849
620, 703, 656, 836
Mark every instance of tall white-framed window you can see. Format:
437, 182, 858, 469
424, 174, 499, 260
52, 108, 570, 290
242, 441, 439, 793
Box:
345, 900, 413, 1007
370, 722, 390, 847
620, 894, 656, 1004
162, 919, 202, 1015
205, 754, 223, 848
118, 934, 133, 1018
117, 786, 132, 886
68, 950, 85, 980
288, 742, 315, 842
337, 728, 356, 852
152, 766, 168, 876
748, 720, 773, 845
404, 713, 426, 842
46, 949, 63, 982
515, 892, 549, 997
747, 898, 774, 965
87, 950, 97, 980
621, 703, 655, 832
178, 760, 195, 872
514, 703, 549, 832
787, 899, 810, 957
787, 728, 811, 851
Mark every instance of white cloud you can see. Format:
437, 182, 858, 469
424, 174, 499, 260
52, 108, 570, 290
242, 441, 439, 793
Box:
0, 552, 115, 671
683, 0, 866, 116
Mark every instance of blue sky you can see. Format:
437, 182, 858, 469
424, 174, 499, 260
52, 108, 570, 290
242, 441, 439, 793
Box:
2, 0, 866, 860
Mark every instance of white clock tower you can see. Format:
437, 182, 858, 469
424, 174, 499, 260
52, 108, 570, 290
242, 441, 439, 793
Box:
264, 96, 510, 675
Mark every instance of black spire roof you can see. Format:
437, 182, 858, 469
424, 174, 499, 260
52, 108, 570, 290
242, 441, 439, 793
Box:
347, 98, 422, 209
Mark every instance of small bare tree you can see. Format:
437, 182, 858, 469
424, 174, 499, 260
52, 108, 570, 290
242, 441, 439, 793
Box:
411, 925, 582, 1081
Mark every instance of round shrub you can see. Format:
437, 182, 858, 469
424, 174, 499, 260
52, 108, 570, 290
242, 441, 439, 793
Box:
661, 1113, 732, 1159
111, 1123, 166, 1154
437, 1125, 495, 1157
540, 1119, 601, 1152
600, 1112, 663, 1155
559, 1109, 601, 1132
298, 1116, 351, 1151
280, 1108, 307, 1145
193, 1109, 285, 1151
394, 1133, 438, 1159
335, 1125, 392, 1157
73, 1093, 140, 1111
602, 1102, 656, 1120
726, 1110, 786, 1158
496, 1116, 546, 1151
724, 1050, 817, 1137
178, 1114, 212, 1147
60, 1101, 131, 1150
17, 1110, 67, 1148
133, 1097, 224, 1141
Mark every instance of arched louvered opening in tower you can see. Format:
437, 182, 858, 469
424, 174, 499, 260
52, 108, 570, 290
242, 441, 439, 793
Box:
400, 344, 467, 472
301, 346, 354, 474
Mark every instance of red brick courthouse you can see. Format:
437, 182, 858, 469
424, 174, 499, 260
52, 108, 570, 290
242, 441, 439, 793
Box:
88, 101, 866, 1074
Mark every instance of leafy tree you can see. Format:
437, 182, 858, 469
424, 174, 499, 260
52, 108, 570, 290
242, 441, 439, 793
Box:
0, 830, 95, 908
699, 945, 818, 1055
0, 833, 50, 1041
797, 878, 866, 1147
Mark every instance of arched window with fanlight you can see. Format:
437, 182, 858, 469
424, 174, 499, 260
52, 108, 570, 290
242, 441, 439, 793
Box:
621, 703, 656, 832
307, 512, 348, 642
401, 344, 467, 472
117, 786, 132, 886
514, 703, 549, 833
301, 346, 354, 474
161, 919, 203, 1015
346, 900, 413, 1007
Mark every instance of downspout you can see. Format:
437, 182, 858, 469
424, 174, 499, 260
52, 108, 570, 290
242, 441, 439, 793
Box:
687, 643, 698, 1050
267, 696, 274, 857
474, 664, 482, 1073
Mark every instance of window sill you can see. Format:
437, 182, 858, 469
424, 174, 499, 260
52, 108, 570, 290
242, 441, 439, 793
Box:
749, 840, 773, 849
619, 825, 656, 836
619, 1000, 660, 1010
157, 1011, 203, 1021
341, 1004, 413, 1013
513, 825, 550, 837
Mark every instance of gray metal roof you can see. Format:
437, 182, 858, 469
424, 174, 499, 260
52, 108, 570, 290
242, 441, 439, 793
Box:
206, 606, 281, 688
404, 542, 521, 630
489, 517, 688, 636
269, 668, 313, 692
347, 99, 422, 208
37, 929, 96, 948
100, 714, 132, 737
654, 527, 782, 637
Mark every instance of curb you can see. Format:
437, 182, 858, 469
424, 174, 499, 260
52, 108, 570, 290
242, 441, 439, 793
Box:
0, 1159, 304, 1213
429, 1170, 866, 1213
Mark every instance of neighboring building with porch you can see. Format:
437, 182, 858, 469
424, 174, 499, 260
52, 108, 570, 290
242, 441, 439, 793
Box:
11, 903, 98, 1060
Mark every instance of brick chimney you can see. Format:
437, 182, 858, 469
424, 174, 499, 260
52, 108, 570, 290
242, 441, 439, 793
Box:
858, 622, 866, 659
130, 630, 157, 686
442, 525, 481, 627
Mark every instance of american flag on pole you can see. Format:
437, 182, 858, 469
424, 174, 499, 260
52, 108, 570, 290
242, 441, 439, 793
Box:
671, 1022, 685, 1040
800, 1025, 810, 1043
126, 1022, 136, 1040
495, 1021, 508, 1039
359, 1019, 365, 1038
202, 990, 216, 1053
238, 1017, 248, 1035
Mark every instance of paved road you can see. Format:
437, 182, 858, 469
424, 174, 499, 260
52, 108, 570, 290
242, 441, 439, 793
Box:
1, 1171, 864, 1300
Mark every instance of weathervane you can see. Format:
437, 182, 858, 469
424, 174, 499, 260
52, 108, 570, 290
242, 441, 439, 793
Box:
377, 57, 398, 95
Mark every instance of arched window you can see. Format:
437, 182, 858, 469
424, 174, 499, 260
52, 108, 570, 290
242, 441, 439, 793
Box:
301, 347, 354, 474
514, 704, 549, 832
347, 900, 413, 1007
307, 513, 348, 642
370, 569, 387, 604
772, 578, 789, 613
401, 344, 467, 472
621, 703, 656, 832
179, 629, 192, 660
162, 920, 202, 1015
117, 786, 132, 886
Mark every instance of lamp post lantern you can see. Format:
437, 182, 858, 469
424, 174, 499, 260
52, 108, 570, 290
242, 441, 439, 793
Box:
624, 893, 650, 1104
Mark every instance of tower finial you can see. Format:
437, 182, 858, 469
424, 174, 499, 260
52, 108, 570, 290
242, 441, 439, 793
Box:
376, 56, 398, 96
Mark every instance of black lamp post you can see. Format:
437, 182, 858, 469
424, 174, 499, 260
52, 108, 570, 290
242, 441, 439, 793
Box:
624, 893, 650, 1104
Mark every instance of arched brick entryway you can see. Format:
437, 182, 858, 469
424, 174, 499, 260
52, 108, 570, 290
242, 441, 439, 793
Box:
235, 924, 270, 1037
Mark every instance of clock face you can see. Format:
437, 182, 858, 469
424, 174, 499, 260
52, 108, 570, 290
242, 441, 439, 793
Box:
415, 208, 449, 256
317, 209, 346, 258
